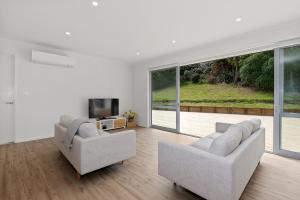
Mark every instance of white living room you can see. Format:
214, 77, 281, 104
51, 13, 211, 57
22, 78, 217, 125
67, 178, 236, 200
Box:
0, 1, 300, 200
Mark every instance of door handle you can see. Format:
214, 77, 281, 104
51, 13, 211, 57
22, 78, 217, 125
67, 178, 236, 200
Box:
5, 102, 14, 105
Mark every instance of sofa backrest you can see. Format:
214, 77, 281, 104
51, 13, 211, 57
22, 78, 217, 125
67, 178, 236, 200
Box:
211, 119, 262, 157
226, 127, 265, 161
208, 126, 243, 156
224, 127, 265, 199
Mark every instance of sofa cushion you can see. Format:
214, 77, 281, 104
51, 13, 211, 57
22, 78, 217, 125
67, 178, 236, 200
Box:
190, 137, 214, 151
207, 132, 223, 139
235, 121, 254, 142
208, 126, 242, 156
98, 129, 110, 136
248, 118, 261, 132
78, 123, 98, 138
59, 115, 74, 128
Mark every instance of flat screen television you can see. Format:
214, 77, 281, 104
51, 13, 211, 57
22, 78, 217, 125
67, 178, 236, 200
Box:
89, 98, 119, 119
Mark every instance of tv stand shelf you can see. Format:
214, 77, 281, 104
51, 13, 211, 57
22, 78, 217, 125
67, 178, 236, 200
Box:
96, 117, 126, 130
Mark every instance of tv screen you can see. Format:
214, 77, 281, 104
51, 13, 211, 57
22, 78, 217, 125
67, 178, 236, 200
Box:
89, 98, 119, 119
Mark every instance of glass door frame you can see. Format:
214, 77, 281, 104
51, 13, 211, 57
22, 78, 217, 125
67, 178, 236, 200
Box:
149, 42, 300, 158
274, 46, 300, 159
149, 65, 180, 133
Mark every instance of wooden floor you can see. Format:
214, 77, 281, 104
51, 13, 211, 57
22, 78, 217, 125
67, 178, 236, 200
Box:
1, 127, 300, 200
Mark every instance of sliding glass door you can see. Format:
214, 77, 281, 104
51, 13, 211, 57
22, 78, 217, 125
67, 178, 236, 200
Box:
149, 43, 300, 160
150, 66, 179, 131
275, 45, 300, 159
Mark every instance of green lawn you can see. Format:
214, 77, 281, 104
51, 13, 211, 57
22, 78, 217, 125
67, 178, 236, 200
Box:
153, 82, 275, 109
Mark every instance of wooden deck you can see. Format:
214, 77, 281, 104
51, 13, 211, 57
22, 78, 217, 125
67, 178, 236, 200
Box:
152, 110, 300, 152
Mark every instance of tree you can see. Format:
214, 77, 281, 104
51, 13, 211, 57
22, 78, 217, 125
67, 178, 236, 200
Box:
191, 73, 200, 83
227, 54, 249, 84
152, 68, 176, 90
240, 51, 274, 91
255, 57, 274, 91
180, 62, 211, 83
209, 59, 234, 84
284, 46, 300, 93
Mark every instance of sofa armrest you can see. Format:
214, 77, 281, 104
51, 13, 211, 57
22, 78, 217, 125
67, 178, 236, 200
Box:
158, 141, 233, 200
226, 128, 265, 200
215, 122, 233, 133
54, 123, 67, 143
74, 130, 136, 174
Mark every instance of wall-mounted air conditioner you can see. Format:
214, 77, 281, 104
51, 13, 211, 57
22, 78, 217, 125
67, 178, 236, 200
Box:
32, 50, 74, 67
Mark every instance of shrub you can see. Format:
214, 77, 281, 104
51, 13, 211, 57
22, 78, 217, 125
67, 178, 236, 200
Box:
199, 74, 208, 84
207, 74, 217, 84
255, 58, 274, 91
182, 70, 192, 81
152, 68, 176, 90
240, 53, 265, 86
191, 74, 200, 83
284, 47, 300, 93
180, 62, 211, 83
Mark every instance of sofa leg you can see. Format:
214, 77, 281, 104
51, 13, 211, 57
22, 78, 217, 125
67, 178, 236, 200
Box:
76, 172, 81, 180
173, 182, 176, 186
121, 160, 125, 165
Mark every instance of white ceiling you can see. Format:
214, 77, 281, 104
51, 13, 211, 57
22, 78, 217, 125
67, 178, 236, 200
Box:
1, 0, 300, 63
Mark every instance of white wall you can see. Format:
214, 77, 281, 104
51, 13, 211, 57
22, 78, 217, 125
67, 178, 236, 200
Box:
0, 38, 132, 143
132, 19, 300, 127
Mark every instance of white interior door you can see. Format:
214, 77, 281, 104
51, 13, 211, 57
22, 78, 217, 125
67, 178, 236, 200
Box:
0, 52, 15, 144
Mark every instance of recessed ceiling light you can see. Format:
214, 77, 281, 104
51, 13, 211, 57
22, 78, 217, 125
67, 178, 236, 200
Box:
92, 1, 98, 7
172, 40, 177, 44
65, 31, 71, 36
136, 52, 141, 56
235, 17, 242, 22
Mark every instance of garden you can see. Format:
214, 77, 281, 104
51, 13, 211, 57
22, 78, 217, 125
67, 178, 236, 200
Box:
152, 49, 300, 112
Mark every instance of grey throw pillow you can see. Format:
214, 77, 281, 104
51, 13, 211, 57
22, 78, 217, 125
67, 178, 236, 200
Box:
208, 126, 242, 157
235, 121, 254, 142
248, 118, 261, 132
190, 137, 214, 151
78, 123, 98, 138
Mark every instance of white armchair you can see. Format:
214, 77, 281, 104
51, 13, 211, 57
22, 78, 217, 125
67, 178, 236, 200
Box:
54, 122, 136, 176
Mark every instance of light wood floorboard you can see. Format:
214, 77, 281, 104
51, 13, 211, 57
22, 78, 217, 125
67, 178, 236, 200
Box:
0, 127, 299, 200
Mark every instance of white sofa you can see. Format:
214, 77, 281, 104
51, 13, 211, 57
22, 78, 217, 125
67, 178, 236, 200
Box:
54, 118, 136, 176
158, 120, 265, 200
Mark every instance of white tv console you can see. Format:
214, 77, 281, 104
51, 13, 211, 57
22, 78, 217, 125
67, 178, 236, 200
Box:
96, 117, 127, 130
